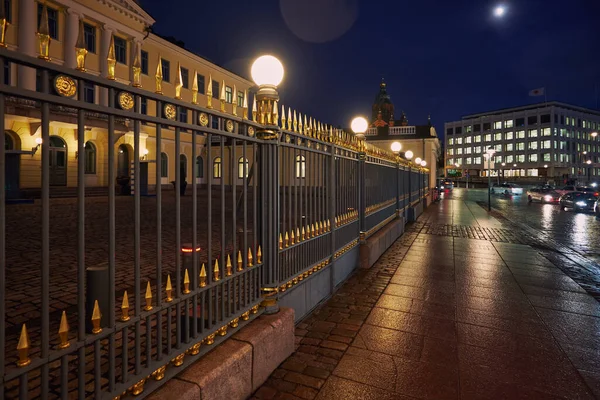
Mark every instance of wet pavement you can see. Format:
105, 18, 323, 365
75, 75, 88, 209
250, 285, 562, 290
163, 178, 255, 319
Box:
254, 197, 600, 399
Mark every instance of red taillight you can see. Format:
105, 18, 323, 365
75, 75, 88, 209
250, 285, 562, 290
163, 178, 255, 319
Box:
595, 193, 599, 196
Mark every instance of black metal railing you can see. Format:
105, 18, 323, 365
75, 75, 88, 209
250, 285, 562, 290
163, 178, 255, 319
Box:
0, 47, 430, 399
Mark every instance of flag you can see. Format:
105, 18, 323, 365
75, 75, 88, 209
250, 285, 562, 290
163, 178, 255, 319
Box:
529, 87, 545, 97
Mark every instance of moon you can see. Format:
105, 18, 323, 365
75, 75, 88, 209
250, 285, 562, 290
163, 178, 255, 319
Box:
494, 5, 506, 17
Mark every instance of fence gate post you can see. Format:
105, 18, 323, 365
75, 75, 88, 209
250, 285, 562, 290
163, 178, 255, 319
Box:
358, 141, 367, 244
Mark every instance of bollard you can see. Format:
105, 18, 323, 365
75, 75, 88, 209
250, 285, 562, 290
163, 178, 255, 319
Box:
86, 263, 109, 334
181, 242, 201, 274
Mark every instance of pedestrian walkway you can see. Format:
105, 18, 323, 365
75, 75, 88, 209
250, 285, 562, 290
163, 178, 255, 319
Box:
253, 199, 600, 400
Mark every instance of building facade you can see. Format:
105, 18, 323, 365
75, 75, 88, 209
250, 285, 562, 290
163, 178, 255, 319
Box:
2, 0, 254, 196
365, 81, 441, 189
444, 102, 600, 183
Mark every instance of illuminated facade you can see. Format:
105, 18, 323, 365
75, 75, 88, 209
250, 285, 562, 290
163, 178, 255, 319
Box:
444, 102, 600, 182
2, 0, 253, 196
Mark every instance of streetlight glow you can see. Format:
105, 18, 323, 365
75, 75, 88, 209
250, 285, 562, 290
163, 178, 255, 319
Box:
350, 117, 368, 135
587, 160, 592, 165
390, 141, 402, 153
421, 161, 427, 167
415, 157, 422, 165
251, 55, 284, 87
592, 132, 598, 138
405, 150, 413, 160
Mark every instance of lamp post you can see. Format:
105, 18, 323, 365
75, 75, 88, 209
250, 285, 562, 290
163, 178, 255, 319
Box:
420, 160, 427, 199
415, 157, 422, 201
251, 54, 284, 314
455, 162, 460, 188
391, 141, 402, 215
587, 159, 592, 184
351, 116, 368, 241
405, 150, 413, 206
501, 162, 506, 185
485, 147, 496, 211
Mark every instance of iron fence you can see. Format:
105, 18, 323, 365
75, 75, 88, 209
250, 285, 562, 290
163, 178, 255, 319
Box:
0, 47, 429, 399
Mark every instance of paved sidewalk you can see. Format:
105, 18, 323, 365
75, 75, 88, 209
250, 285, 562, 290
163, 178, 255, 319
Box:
253, 199, 600, 400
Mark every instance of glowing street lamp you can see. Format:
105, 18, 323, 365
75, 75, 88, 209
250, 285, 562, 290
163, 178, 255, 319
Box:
592, 132, 598, 138
415, 157, 422, 165
421, 160, 427, 167
390, 141, 402, 154
485, 147, 496, 211
405, 150, 413, 161
251, 55, 284, 137
587, 160, 592, 165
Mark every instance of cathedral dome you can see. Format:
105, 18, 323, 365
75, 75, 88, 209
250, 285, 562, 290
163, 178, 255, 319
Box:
371, 80, 395, 125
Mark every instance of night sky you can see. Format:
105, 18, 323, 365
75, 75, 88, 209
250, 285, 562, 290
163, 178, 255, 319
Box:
140, 0, 600, 139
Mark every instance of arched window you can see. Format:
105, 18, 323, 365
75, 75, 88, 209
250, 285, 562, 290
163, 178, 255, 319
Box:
49, 136, 66, 148
196, 156, 204, 178
295, 155, 306, 178
160, 152, 168, 178
213, 157, 222, 178
238, 157, 249, 178
5, 134, 13, 150
84, 141, 96, 174
180, 154, 187, 181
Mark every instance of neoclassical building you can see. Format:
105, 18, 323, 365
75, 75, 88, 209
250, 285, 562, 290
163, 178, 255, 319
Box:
365, 80, 441, 188
3, 0, 254, 197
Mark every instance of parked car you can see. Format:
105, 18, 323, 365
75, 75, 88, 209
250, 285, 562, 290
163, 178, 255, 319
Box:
554, 185, 577, 196
438, 179, 454, 191
527, 188, 561, 203
554, 186, 599, 197
559, 192, 598, 212
491, 183, 524, 195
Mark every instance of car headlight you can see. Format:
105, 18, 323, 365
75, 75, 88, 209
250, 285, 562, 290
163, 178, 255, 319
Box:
576, 201, 587, 207
544, 195, 552, 201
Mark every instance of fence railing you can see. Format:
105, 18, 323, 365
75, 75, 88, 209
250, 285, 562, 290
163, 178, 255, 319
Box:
0, 47, 429, 399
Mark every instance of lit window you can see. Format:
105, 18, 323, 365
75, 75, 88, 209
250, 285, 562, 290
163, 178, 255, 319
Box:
295, 155, 306, 178
484, 134, 492, 142
505, 131, 513, 140
474, 135, 481, 143
465, 126, 472, 133
494, 121, 502, 129
448, 138, 454, 145
213, 157, 222, 178
237, 157, 249, 178
466, 157, 472, 165
541, 128, 551, 136
456, 157, 463, 165
516, 130, 525, 139
447, 149, 454, 155
505, 155, 514, 163
474, 157, 481, 164
474, 146, 481, 154
447, 158, 455, 166
456, 138, 463, 145
528, 141, 538, 150
505, 143, 513, 151
541, 140, 551, 149
516, 142, 525, 151
465, 136, 472, 144
543, 153, 551, 162
237, 91, 244, 107
225, 86, 233, 103
528, 129, 538, 138
84, 141, 96, 174
495, 144, 501, 152
494, 133, 502, 141
528, 154, 538, 162
465, 147, 472, 154
505, 120, 514, 128
517, 154, 525, 162
494, 155, 502, 163
456, 148, 463, 155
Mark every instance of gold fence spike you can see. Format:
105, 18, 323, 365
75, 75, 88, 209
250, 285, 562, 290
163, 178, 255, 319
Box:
144, 281, 153, 311
232, 84, 238, 116
183, 269, 191, 294
174, 62, 183, 99
301, 226, 305, 241
121, 290, 130, 321
37, 4, 51, 60
293, 110, 298, 132
74, 19, 87, 71
91, 300, 102, 334
257, 246, 262, 264
243, 89, 248, 119
279, 233, 283, 250
248, 248, 254, 267
296, 228, 300, 242
155, 54, 163, 94
298, 112, 303, 134
106, 34, 116, 79
131, 42, 141, 87
219, 79, 226, 112
206, 74, 213, 108
311, 223, 315, 237
252, 96, 257, 122
284, 232, 289, 248
57, 310, 70, 349
226, 254, 232, 277
290, 229, 296, 245
0, 0, 7, 48
281, 104, 286, 128
237, 251, 243, 272
191, 70, 199, 104
303, 115, 308, 135
16, 324, 31, 367
214, 259, 220, 281
199, 263, 207, 287
165, 274, 173, 302
273, 100, 279, 127
327, 220, 331, 231
287, 107, 293, 131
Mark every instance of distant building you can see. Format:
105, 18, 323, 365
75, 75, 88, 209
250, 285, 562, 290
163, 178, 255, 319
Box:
444, 102, 600, 183
365, 80, 441, 189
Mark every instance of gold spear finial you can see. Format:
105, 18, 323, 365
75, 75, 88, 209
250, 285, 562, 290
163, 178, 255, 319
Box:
155, 54, 163, 94
37, 4, 51, 60
226, 254, 232, 276
237, 250, 243, 272
57, 310, 70, 349
131, 42, 142, 87
301, 226, 306, 241
0, 0, 8, 48
247, 248, 253, 267
232, 84, 238, 116
290, 229, 295, 245
293, 110, 298, 132
284, 232, 289, 248
287, 107, 293, 131
91, 300, 102, 334
252, 97, 257, 122
308, 117, 313, 137
257, 246, 262, 264
121, 290, 130, 321
106, 34, 116, 80
199, 263, 207, 287
174, 62, 183, 99
219, 80, 226, 112
281, 104, 286, 128
183, 269, 190, 294
296, 227, 300, 242
16, 324, 31, 367
319, 221, 324, 234
214, 259, 220, 281
327, 220, 331, 231
165, 274, 173, 302
191, 70, 199, 104
298, 113, 303, 134
273, 100, 279, 127
242, 90, 248, 119
279, 233, 283, 250
144, 281, 153, 311
310, 223, 315, 238
206, 74, 213, 108
304, 115, 308, 135
74, 19, 87, 71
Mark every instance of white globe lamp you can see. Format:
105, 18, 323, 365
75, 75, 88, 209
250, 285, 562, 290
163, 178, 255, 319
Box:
390, 141, 402, 154
251, 55, 284, 87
